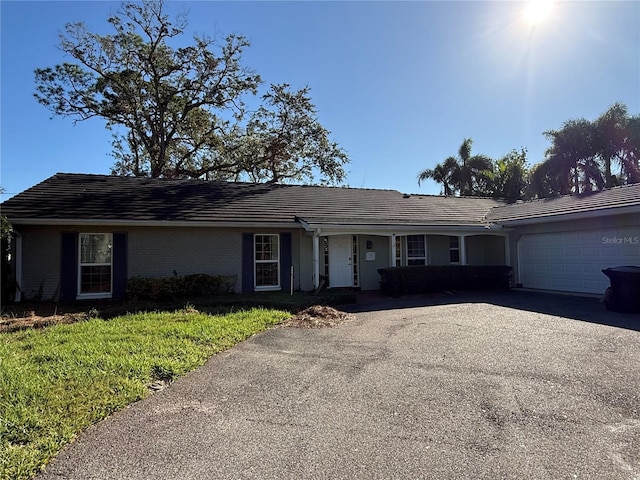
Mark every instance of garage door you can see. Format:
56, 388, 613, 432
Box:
518, 227, 640, 294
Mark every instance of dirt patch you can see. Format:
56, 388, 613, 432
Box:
1, 302, 356, 333
0, 312, 92, 333
280, 305, 354, 328
0, 300, 134, 333
0, 298, 190, 333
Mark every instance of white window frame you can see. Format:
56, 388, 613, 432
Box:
254, 234, 280, 291
352, 235, 359, 287
406, 235, 427, 266
449, 236, 461, 264
78, 233, 113, 299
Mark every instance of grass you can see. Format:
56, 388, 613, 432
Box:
0, 307, 290, 480
1, 289, 358, 324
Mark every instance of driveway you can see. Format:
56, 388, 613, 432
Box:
39, 291, 640, 480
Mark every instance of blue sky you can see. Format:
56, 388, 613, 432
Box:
1, 1, 639, 199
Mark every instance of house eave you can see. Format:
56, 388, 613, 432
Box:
7, 218, 302, 229
296, 217, 503, 235
493, 205, 640, 227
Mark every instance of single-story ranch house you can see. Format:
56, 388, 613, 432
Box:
1, 173, 639, 302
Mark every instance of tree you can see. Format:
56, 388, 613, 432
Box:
418, 138, 493, 196
237, 84, 348, 184
487, 148, 529, 203
417, 157, 460, 196
594, 102, 628, 188
528, 160, 563, 199
623, 114, 640, 184
1, 187, 13, 303
0, 188, 10, 241
34, 0, 348, 184
593, 102, 640, 187
529, 103, 639, 199
537, 118, 602, 196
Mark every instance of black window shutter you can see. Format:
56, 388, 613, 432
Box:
112, 232, 128, 299
280, 232, 292, 292
241, 233, 254, 293
60, 232, 78, 301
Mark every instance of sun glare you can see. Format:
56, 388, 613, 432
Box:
523, 0, 556, 26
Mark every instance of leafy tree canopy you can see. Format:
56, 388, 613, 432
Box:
0, 187, 10, 240
34, 0, 348, 185
488, 148, 529, 203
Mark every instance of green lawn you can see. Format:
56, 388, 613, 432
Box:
0, 307, 290, 480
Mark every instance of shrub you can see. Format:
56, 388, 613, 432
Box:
377, 265, 512, 296
126, 274, 237, 301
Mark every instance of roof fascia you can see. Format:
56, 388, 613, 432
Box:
8, 218, 301, 229
298, 222, 503, 236
494, 205, 640, 227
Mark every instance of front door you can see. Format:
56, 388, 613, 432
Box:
328, 235, 353, 288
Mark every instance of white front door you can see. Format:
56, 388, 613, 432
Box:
329, 235, 353, 288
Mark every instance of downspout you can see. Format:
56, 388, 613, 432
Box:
460, 235, 467, 265
389, 234, 397, 267
504, 234, 511, 267
515, 234, 524, 288
312, 229, 321, 290
13, 230, 22, 302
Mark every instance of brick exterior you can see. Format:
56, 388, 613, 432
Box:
19, 226, 61, 300
127, 227, 243, 287
13, 225, 307, 300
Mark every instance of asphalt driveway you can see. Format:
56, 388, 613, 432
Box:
39, 291, 640, 480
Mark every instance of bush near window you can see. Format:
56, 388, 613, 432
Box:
126, 274, 238, 301
378, 265, 513, 296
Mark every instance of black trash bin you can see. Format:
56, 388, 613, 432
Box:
602, 266, 640, 314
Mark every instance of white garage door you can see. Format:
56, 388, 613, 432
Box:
518, 227, 640, 294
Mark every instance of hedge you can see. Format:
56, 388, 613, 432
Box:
377, 265, 512, 296
126, 274, 237, 301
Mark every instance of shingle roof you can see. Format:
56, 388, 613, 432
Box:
0, 173, 504, 227
3, 173, 637, 228
486, 183, 640, 224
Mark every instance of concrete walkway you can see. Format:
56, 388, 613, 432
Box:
39, 291, 640, 479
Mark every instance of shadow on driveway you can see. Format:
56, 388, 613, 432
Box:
344, 289, 640, 332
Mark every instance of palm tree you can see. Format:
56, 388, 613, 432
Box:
622, 114, 640, 184
488, 148, 529, 203
417, 157, 459, 195
418, 138, 493, 196
541, 118, 602, 195
594, 102, 628, 188
528, 160, 563, 199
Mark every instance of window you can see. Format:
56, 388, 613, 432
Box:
407, 235, 426, 265
255, 234, 280, 290
449, 236, 460, 263
79, 233, 112, 296
395, 236, 402, 266
352, 235, 359, 287
323, 237, 329, 278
